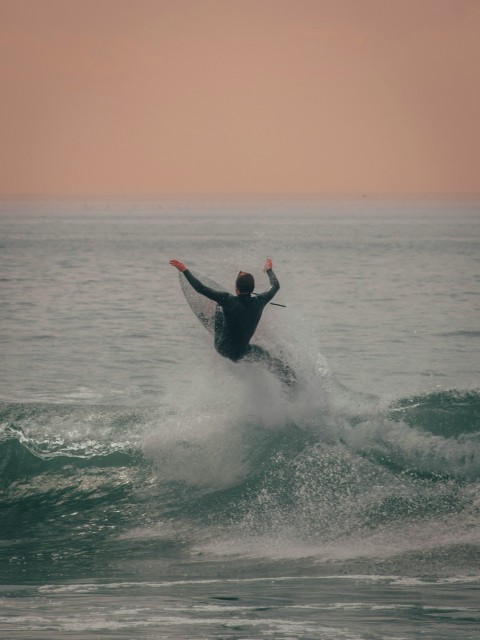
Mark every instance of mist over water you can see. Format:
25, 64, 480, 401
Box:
1, 199, 479, 638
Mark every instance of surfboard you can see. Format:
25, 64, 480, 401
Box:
178, 270, 225, 335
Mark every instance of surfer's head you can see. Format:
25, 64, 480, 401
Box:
235, 271, 255, 295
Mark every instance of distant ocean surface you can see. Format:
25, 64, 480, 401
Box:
1, 198, 479, 639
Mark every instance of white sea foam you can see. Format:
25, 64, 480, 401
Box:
344, 415, 480, 480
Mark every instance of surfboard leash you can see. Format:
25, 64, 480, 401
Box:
252, 293, 286, 308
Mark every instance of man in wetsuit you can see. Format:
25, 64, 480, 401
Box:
169, 258, 295, 385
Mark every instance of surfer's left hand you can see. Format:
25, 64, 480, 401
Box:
169, 259, 187, 272
263, 258, 273, 272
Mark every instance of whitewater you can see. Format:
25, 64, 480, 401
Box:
1, 198, 479, 639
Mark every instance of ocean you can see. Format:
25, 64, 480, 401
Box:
1, 198, 479, 639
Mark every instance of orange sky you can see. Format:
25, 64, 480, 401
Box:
1, 0, 479, 196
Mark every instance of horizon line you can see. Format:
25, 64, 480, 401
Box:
1, 191, 480, 202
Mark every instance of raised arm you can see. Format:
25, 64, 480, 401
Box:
169, 259, 229, 304
256, 257, 280, 304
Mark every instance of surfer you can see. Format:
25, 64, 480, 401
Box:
169, 258, 295, 386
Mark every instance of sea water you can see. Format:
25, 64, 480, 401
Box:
1, 198, 479, 639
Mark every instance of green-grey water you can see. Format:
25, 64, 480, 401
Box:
1, 199, 479, 639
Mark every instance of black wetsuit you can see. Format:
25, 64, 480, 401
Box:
183, 269, 295, 384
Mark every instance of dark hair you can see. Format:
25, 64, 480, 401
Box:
236, 271, 255, 294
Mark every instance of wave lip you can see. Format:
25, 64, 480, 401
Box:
1, 389, 479, 581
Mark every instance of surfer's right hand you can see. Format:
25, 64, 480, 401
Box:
169, 259, 187, 272
263, 257, 273, 272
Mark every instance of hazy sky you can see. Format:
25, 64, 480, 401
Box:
1, 0, 479, 196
